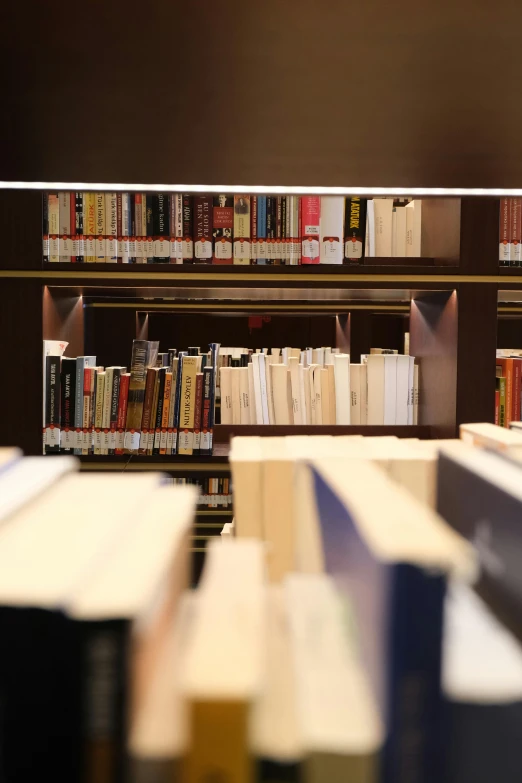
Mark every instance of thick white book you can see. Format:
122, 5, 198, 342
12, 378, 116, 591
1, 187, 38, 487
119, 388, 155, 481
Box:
407, 357, 415, 425
313, 367, 323, 425
258, 354, 270, 425
288, 357, 302, 425
393, 206, 407, 257
0, 456, 77, 524
383, 355, 398, 425
308, 365, 318, 424
395, 355, 411, 425
366, 200, 375, 257
366, 354, 385, 425
229, 436, 264, 537
219, 367, 233, 425
333, 353, 351, 425
327, 364, 336, 425
251, 354, 264, 425
406, 200, 422, 257
299, 365, 311, 425
315, 347, 325, 367
247, 362, 256, 424
230, 367, 242, 425
373, 198, 393, 257
238, 367, 250, 425
320, 196, 344, 264
319, 369, 330, 424
360, 363, 368, 424
413, 364, 419, 424
272, 364, 293, 425
323, 346, 333, 365
265, 356, 276, 425
350, 364, 362, 425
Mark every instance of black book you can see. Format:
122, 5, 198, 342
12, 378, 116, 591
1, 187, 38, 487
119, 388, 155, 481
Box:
152, 368, 167, 455
172, 352, 187, 455
42, 195, 49, 263
187, 346, 200, 356
266, 196, 275, 265
108, 368, 121, 456
44, 355, 61, 453
75, 192, 84, 263
129, 194, 136, 263
281, 195, 287, 265
344, 197, 367, 263
60, 357, 77, 453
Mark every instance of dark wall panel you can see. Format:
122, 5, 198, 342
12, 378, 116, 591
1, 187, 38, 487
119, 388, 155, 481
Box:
3, 1, 522, 187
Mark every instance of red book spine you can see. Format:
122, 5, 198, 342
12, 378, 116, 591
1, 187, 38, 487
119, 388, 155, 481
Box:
499, 198, 511, 265
251, 196, 258, 265
301, 197, 320, 264
192, 373, 204, 455
69, 193, 77, 262
512, 358, 522, 422
497, 358, 514, 427
116, 193, 123, 263
115, 373, 130, 455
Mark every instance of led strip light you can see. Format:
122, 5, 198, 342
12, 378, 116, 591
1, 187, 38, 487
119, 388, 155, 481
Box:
0, 181, 521, 196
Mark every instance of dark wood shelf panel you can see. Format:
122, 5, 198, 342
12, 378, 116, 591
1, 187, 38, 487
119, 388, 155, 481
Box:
40, 260, 442, 274
213, 424, 432, 441
498, 267, 522, 275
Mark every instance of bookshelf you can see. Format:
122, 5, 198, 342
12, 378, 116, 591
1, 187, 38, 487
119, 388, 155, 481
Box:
0, 192, 503, 464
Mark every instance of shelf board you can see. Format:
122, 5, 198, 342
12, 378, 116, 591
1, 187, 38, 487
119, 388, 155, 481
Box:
213, 424, 432, 441
195, 509, 233, 516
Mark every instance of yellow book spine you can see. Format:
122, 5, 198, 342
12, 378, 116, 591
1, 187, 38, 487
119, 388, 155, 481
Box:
84, 193, 97, 262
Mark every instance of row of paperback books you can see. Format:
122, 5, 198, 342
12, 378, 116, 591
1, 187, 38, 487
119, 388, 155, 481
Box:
499, 197, 522, 264
167, 476, 233, 509
43, 339, 219, 456
43, 192, 424, 265
218, 346, 419, 426
495, 350, 522, 426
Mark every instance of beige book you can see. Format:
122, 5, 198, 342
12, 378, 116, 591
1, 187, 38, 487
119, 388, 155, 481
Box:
93, 371, 105, 455
313, 366, 323, 425
299, 365, 311, 425
360, 363, 368, 425
261, 438, 297, 581
271, 348, 281, 364
229, 436, 264, 538
319, 368, 330, 425
288, 356, 302, 425
350, 364, 362, 425
178, 356, 199, 455
272, 364, 293, 425
308, 365, 318, 424
459, 422, 522, 458
265, 355, 276, 425
220, 367, 233, 425
405, 200, 422, 257
327, 364, 336, 424
247, 362, 256, 424
238, 367, 250, 425
182, 539, 265, 783
333, 353, 350, 425
251, 353, 265, 425
285, 574, 383, 783
95, 192, 105, 262
366, 355, 385, 425
413, 364, 419, 424
101, 366, 113, 455
230, 367, 241, 426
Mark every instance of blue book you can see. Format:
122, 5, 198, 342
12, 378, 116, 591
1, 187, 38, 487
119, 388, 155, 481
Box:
309, 458, 472, 783
172, 352, 187, 455
73, 356, 96, 455
257, 196, 267, 265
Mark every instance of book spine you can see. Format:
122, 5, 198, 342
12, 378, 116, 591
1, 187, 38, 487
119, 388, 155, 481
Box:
512, 198, 522, 267
95, 193, 105, 262
42, 194, 49, 262
251, 195, 258, 264
153, 193, 170, 262
101, 367, 113, 455
233, 196, 251, 264
266, 196, 275, 264
499, 376, 507, 426
115, 372, 130, 455
128, 194, 136, 263
499, 198, 511, 265
116, 193, 123, 263
60, 359, 76, 452
193, 196, 213, 263
59, 192, 72, 262
320, 196, 344, 264
513, 359, 522, 423
169, 194, 183, 263
105, 192, 117, 262
108, 368, 121, 455
257, 195, 267, 264
69, 191, 77, 262
494, 387, 500, 425
45, 355, 61, 452
82, 367, 95, 455
274, 196, 282, 264
48, 193, 60, 262
192, 372, 204, 456
344, 197, 367, 263
84, 193, 96, 262
200, 366, 213, 456
152, 368, 166, 455
134, 193, 144, 263
208, 342, 220, 450
93, 371, 105, 454
139, 367, 156, 454
498, 359, 514, 427
178, 356, 199, 455
212, 195, 233, 264
280, 196, 287, 264
75, 192, 84, 262
182, 195, 194, 261
119, 192, 129, 264
172, 353, 186, 455
301, 197, 321, 264
159, 371, 172, 454
124, 340, 150, 453
143, 195, 154, 264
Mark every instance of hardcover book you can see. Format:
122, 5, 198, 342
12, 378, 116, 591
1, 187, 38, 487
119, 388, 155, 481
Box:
344, 197, 367, 262
301, 197, 321, 264
212, 195, 233, 264
124, 340, 151, 453
60, 357, 76, 452
233, 196, 251, 265
194, 196, 213, 263
153, 193, 170, 262
178, 356, 199, 455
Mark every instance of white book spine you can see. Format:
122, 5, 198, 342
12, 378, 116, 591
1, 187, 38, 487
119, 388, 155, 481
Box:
313, 366, 323, 424
360, 364, 368, 425
320, 196, 344, 264
366, 355, 385, 425
238, 367, 250, 425
299, 365, 310, 425
247, 362, 256, 424
251, 353, 264, 424
383, 355, 398, 425
258, 354, 270, 425
413, 363, 419, 425
265, 357, 276, 425
350, 364, 361, 425
231, 367, 241, 425
405, 200, 422, 257
333, 353, 351, 425
407, 357, 415, 425
366, 200, 375, 257
395, 355, 410, 426
395, 206, 407, 257
219, 367, 233, 425
288, 357, 302, 425
373, 198, 393, 257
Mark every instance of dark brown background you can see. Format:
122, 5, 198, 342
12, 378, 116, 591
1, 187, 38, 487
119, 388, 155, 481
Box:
2, 0, 521, 187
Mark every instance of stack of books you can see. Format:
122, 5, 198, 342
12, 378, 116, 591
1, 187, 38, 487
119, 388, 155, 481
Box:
168, 476, 233, 509
499, 198, 522, 265
43, 339, 219, 457
43, 192, 424, 265
218, 346, 418, 426
495, 349, 522, 427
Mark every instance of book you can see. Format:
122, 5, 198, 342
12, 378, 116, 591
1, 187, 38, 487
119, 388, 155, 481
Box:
82, 366, 95, 455
44, 355, 61, 453
95, 192, 105, 262
178, 356, 199, 455
233, 195, 251, 264
152, 367, 167, 455
194, 196, 213, 263
333, 353, 350, 424
344, 197, 367, 262
42, 194, 49, 262
144, 194, 154, 263
510, 198, 521, 266
192, 372, 204, 455
301, 197, 320, 264
60, 357, 76, 453
182, 195, 194, 261
373, 198, 394, 257
48, 193, 60, 262
153, 193, 170, 262
75, 192, 84, 262
212, 195, 233, 264
83, 193, 96, 262
124, 340, 151, 453
73, 356, 96, 455
256, 195, 267, 265
366, 354, 385, 425
108, 367, 121, 455
93, 370, 105, 455
105, 192, 117, 262
272, 364, 293, 425
392, 205, 407, 257
169, 194, 183, 263
320, 196, 344, 264
58, 192, 72, 262
159, 371, 172, 455
500, 198, 512, 265
115, 372, 130, 455
405, 200, 422, 257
